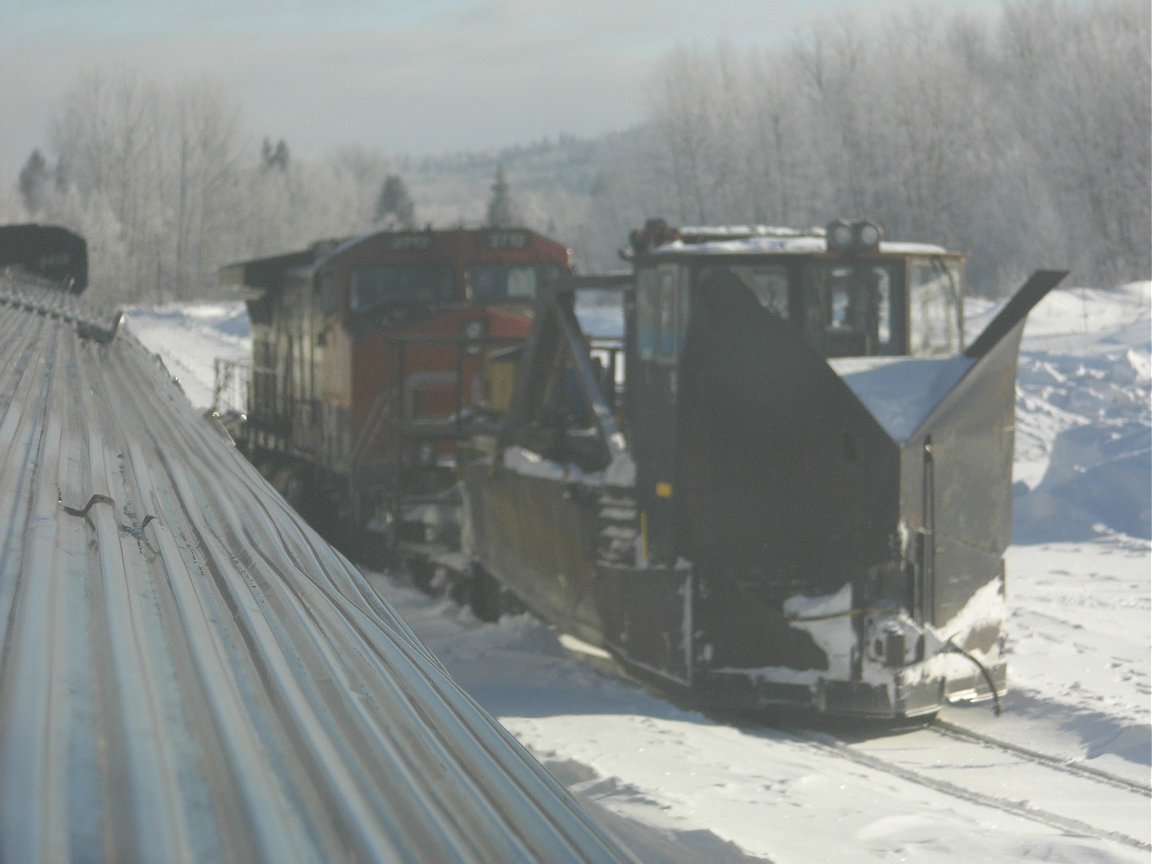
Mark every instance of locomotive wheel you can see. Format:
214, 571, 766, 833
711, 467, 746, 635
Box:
468, 566, 503, 623
271, 462, 317, 522
467, 565, 524, 623
406, 558, 439, 595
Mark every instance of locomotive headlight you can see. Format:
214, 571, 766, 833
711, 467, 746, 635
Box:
463, 319, 487, 355
826, 219, 853, 253
826, 219, 884, 255
855, 221, 883, 251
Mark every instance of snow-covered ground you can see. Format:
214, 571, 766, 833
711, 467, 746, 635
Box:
123, 302, 251, 410
124, 281, 1151, 863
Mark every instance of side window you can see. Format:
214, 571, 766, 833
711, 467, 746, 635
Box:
875, 273, 892, 346
507, 266, 537, 300
749, 268, 790, 318
636, 264, 688, 364
636, 267, 659, 361
701, 264, 788, 323
657, 268, 678, 357
518, 333, 611, 472
909, 259, 962, 355
828, 275, 855, 331
806, 264, 900, 357
468, 264, 539, 302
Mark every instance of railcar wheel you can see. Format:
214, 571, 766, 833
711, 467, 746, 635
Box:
406, 558, 439, 595
468, 565, 503, 622
467, 565, 524, 623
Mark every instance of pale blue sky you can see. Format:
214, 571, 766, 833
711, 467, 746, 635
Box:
1, 0, 1001, 177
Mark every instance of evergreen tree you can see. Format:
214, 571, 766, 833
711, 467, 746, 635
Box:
18, 149, 50, 216
261, 137, 290, 172
375, 174, 417, 228
485, 163, 520, 228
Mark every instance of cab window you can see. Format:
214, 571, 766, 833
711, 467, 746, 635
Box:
726, 266, 791, 318
350, 264, 454, 313
636, 264, 689, 363
908, 258, 962, 355
468, 264, 538, 302
806, 264, 900, 357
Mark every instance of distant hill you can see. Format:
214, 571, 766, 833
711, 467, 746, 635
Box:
343, 126, 669, 273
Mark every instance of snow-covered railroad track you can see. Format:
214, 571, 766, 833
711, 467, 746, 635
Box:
772, 722, 1150, 852
929, 719, 1151, 796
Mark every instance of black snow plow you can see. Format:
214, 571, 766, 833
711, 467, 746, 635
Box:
458, 220, 1065, 719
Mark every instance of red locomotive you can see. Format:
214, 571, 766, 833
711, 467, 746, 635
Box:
219, 227, 572, 548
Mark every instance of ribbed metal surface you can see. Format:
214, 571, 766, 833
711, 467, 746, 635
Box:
0, 280, 636, 864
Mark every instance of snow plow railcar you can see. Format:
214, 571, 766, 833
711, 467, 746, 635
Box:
457, 220, 1065, 719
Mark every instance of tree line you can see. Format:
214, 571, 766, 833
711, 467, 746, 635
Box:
3, 0, 1148, 302
5, 71, 528, 304
626, 0, 1149, 292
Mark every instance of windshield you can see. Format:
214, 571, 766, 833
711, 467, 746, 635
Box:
468, 265, 538, 302
806, 263, 900, 357
908, 258, 963, 355
349, 264, 454, 313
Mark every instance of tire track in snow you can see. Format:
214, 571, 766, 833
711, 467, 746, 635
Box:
929, 719, 1151, 796
772, 723, 1150, 852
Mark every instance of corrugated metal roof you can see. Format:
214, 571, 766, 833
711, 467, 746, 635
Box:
0, 278, 637, 864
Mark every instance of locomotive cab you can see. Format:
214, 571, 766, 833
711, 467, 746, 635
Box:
220, 227, 572, 551
461, 219, 1065, 718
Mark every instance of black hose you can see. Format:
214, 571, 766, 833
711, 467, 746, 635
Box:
785, 606, 902, 623
943, 637, 1002, 717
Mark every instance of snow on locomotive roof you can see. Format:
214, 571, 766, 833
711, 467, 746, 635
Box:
647, 234, 950, 256
636, 224, 951, 257
320, 225, 549, 263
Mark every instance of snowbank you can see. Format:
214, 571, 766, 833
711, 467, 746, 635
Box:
123, 302, 251, 410
1007, 283, 1151, 541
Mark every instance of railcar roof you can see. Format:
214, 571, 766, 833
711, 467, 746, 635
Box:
644, 236, 952, 257
323, 225, 551, 263
218, 246, 334, 291
0, 277, 636, 864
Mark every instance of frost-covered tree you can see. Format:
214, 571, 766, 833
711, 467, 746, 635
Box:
485, 163, 520, 228
998, 0, 1151, 282
20, 2, 1147, 303
376, 174, 417, 228
18, 149, 51, 217
44, 70, 248, 301
639, 0, 1151, 291
261, 137, 290, 172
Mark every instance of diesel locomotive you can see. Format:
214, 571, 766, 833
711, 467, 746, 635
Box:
219, 226, 573, 547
